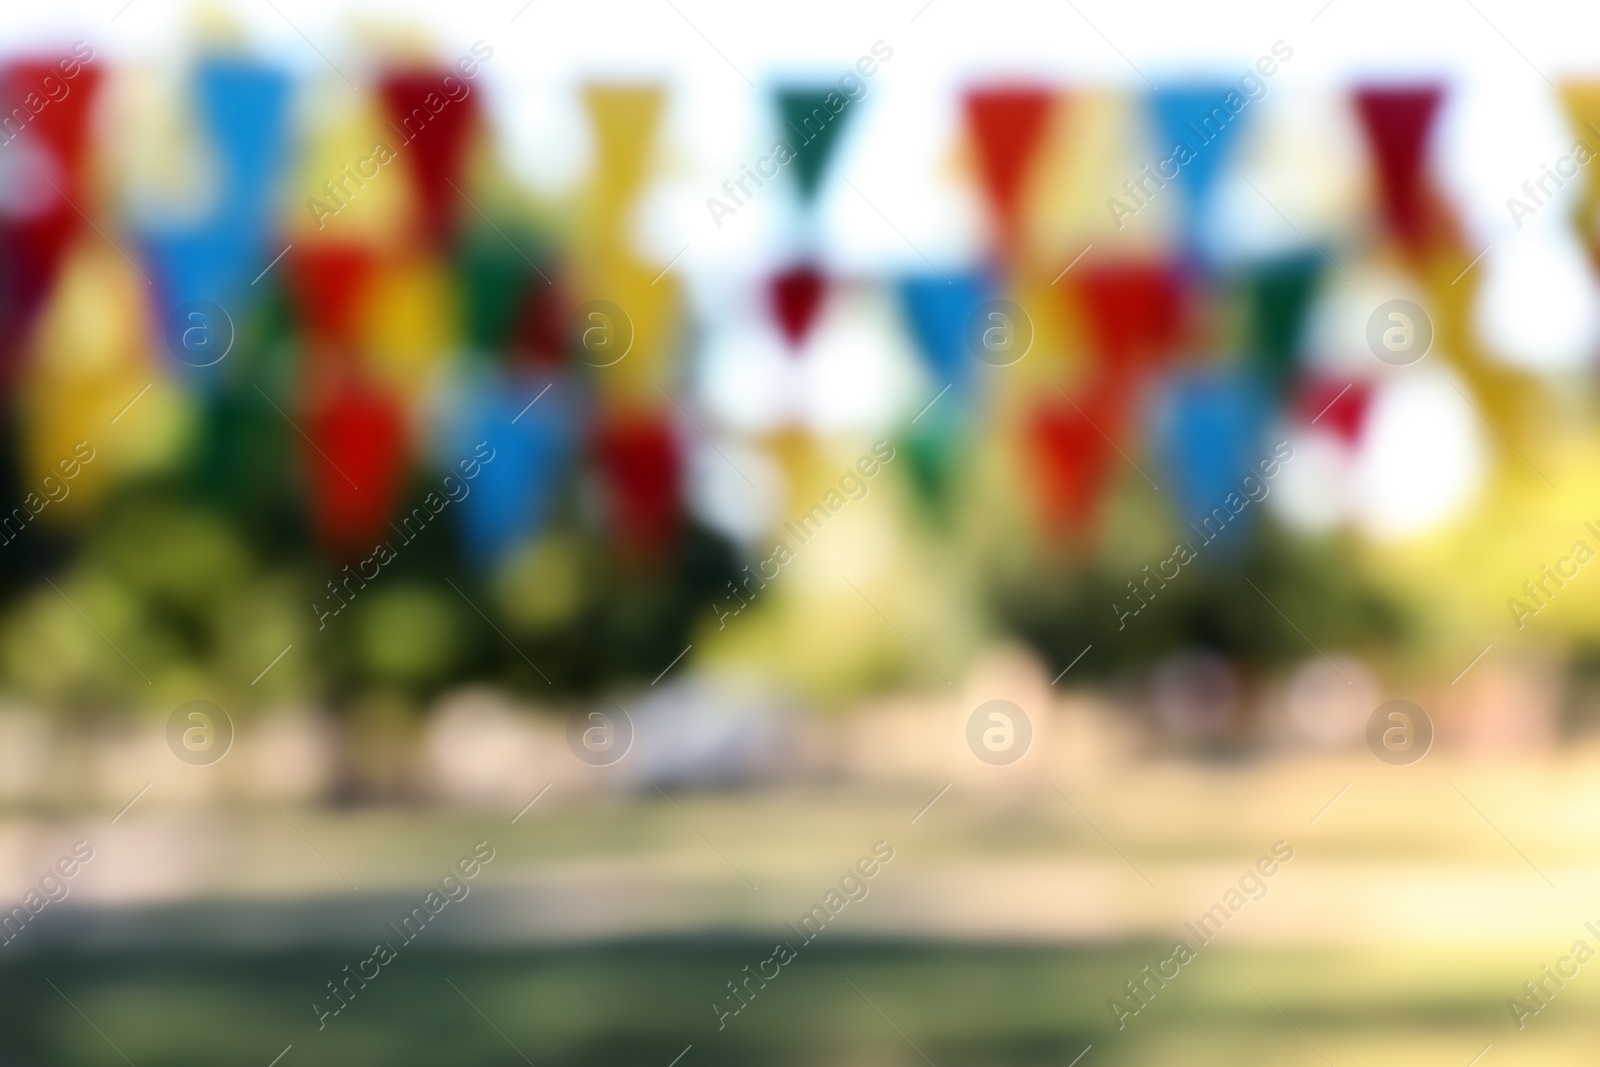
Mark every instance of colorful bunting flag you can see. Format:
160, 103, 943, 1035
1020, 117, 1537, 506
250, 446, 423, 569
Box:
777, 87, 859, 205
770, 262, 827, 349
1352, 86, 1443, 254
964, 86, 1055, 249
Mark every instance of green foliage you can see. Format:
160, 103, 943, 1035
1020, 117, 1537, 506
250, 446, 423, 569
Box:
996, 525, 1409, 682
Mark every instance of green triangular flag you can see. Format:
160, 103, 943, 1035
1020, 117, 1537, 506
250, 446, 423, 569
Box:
777, 88, 858, 204
456, 226, 549, 357
900, 412, 966, 525
1246, 253, 1322, 386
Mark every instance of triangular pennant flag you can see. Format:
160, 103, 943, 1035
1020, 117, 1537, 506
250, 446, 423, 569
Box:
195, 57, 291, 230
898, 271, 992, 397
302, 373, 410, 557
0, 203, 75, 364
1352, 86, 1443, 252
457, 225, 550, 357
356, 251, 457, 404
1298, 377, 1370, 445
1557, 81, 1600, 147
286, 244, 377, 350
509, 268, 568, 373
11, 57, 102, 206
1026, 378, 1127, 532
0, 56, 103, 390
379, 67, 481, 245
22, 243, 166, 520
451, 374, 576, 564
964, 86, 1055, 246
593, 407, 682, 559
900, 416, 965, 520
143, 228, 242, 316
582, 85, 665, 244
579, 251, 679, 404
1154, 368, 1270, 544
144, 59, 290, 313
777, 88, 858, 204
770, 263, 826, 349
1071, 260, 1186, 372
1150, 85, 1250, 257
1244, 252, 1322, 386
1558, 82, 1600, 256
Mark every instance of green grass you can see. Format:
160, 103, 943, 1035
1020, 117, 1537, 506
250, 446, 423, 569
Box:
0, 940, 1544, 1066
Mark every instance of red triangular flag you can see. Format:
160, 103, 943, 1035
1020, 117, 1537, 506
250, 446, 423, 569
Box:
965, 87, 1056, 245
1299, 378, 1371, 444
510, 270, 569, 373
769, 263, 826, 349
378, 69, 480, 245
303, 373, 410, 556
14, 59, 100, 205
593, 409, 682, 559
1072, 261, 1187, 372
0, 59, 103, 389
1352, 86, 1443, 252
1026, 377, 1127, 532
286, 245, 375, 350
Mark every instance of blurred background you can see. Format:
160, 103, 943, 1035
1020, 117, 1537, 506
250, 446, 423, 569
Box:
2, 0, 1600, 1063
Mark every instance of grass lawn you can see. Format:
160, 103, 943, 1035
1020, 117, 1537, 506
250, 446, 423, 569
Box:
0, 939, 1540, 1066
